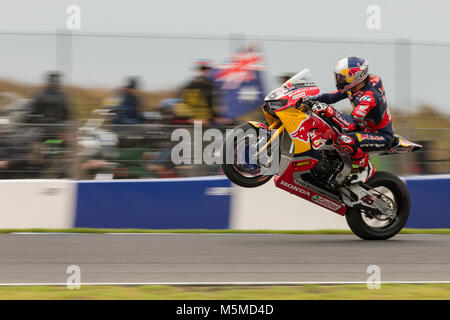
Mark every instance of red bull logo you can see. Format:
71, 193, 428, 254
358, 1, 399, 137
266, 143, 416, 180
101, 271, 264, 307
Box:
289, 117, 315, 143
309, 129, 327, 150
289, 117, 332, 151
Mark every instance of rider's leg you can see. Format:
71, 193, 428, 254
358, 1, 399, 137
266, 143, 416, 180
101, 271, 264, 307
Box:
338, 132, 393, 181
338, 132, 392, 163
337, 134, 369, 167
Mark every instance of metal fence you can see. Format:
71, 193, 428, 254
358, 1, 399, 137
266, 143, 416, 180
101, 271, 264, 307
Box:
0, 118, 448, 180
0, 119, 226, 180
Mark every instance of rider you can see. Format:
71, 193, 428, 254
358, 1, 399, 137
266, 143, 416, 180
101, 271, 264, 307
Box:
306, 56, 394, 183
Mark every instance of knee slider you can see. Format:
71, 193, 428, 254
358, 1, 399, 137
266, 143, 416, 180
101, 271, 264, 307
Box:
338, 135, 356, 155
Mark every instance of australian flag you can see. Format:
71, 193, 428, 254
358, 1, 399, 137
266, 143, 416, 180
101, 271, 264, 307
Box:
210, 44, 266, 119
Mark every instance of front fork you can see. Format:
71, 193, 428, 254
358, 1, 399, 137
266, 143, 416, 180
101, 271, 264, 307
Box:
247, 119, 284, 156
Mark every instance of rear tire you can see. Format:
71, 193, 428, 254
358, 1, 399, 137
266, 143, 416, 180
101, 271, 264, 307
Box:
345, 171, 410, 240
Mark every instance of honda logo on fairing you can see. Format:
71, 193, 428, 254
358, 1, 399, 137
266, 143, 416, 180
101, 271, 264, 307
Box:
279, 181, 311, 196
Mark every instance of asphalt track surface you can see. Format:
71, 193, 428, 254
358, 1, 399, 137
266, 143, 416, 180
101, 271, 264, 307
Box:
0, 233, 449, 284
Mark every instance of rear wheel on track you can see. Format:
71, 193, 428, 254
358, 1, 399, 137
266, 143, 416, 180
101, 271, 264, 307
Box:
345, 171, 410, 240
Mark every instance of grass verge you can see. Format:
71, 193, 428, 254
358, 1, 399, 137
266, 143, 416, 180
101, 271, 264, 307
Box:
0, 284, 448, 300
0, 228, 450, 235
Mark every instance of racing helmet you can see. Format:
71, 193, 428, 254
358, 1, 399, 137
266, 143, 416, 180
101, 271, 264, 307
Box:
334, 56, 369, 92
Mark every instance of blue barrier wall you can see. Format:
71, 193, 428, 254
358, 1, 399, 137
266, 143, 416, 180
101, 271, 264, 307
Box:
74, 177, 232, 229
405, 175, 450, 228
73, 174, 450, 230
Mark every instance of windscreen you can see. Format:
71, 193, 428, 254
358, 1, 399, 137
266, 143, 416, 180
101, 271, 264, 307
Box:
265, 68, 315, 101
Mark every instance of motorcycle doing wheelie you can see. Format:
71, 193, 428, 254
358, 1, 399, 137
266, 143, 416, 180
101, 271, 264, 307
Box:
221, 69, 422, 240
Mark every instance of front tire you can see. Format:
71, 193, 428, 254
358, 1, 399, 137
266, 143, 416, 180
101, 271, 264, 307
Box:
221, 122, 274, 188
345, 171, 410, 240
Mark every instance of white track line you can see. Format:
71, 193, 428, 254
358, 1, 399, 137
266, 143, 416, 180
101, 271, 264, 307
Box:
9, 233, 297, 235
0, 281, 449, 286
8, 232, 447, 236
8, 232, 283, 235
78, 175, 229, 183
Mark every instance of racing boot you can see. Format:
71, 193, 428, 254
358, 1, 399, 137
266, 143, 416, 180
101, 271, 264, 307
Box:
350, 151, 375, 184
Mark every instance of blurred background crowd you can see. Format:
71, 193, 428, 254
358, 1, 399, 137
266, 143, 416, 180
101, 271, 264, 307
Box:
0, 36, 449, 180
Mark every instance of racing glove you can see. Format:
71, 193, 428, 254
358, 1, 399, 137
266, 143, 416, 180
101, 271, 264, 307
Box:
311, 102, 335, 118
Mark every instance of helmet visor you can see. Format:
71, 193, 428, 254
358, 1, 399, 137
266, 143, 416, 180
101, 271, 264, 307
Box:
335, 73, 348, 90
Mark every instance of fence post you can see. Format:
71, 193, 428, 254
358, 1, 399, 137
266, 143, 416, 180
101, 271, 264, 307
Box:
394, 38, 413, 174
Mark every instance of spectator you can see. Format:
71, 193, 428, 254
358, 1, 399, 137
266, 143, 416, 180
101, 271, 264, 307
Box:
174, 60, 226, 125
18, 72, 72, 178
0, 122, 40, 179
27, 71, 70, 128
113, 136, 153, 179
112, 77, 144, 125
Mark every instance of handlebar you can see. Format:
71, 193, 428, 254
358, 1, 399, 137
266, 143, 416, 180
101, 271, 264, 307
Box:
296, 97, 314, 114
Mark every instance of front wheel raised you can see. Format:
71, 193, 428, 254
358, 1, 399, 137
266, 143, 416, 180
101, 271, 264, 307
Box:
345, 171, 410, 240
221, 122, 275, 188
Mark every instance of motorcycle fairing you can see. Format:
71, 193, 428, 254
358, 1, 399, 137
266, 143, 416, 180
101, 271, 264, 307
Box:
274, 158, 347, 215
386, 134, 423, 154
247, 121, 270, 130
270, 108, 348, 215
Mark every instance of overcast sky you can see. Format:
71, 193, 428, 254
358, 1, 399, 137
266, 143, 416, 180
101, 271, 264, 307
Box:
0, 0, 449, 112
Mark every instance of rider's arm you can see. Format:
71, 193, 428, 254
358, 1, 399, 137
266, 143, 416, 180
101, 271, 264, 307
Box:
309, 91, 360, 132
351, 91, 376, 120
329, 110, 360, 132
310, 101, 360, 132
333, 92, 377, 132
311, 90, 346, 105
316, 91, 377, 132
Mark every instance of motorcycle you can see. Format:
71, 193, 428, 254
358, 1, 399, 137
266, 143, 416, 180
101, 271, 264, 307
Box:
221, 69, 422, 240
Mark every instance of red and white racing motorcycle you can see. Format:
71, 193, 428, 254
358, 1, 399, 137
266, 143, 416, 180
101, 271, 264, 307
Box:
222, 69, 422, 240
